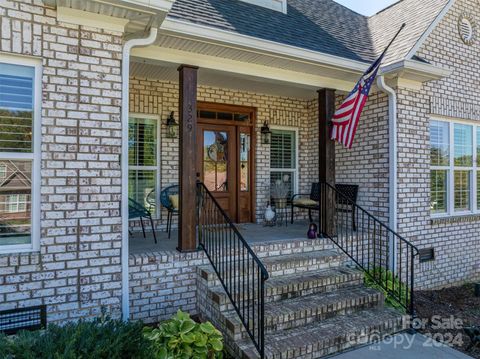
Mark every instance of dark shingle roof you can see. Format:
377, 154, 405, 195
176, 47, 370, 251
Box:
168, 0, 450, 65
368, 0, 450, 64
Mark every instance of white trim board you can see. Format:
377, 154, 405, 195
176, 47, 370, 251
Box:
56, 7, 129, 33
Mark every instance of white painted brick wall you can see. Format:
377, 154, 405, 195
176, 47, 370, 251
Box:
0, 0, 123, 322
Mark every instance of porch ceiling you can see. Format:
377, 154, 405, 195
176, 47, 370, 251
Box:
131, 58, 323, 100
153, 34, 363, 81
131, 32, 363, 93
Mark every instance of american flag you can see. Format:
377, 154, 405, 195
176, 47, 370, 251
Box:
330, 53, 384, 149
330, 23, 405, 149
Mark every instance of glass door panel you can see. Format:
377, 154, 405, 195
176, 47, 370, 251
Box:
240, 133, 250, 192
203, 130, 229, 192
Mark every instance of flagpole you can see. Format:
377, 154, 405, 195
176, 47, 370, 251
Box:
329, 23, 406, 138
381, 23, 406, 57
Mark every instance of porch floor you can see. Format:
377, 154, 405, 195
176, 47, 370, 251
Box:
128, 221, 311, 254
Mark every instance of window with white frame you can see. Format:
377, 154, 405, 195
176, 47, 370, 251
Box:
270, 129, 297, 202
0, 57, 40, 251
128, 115, 160, 217
430, 119, 480, 216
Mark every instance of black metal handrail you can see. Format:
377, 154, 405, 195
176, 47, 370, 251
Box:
197, 181, 269, 358
318, 182, 419, 315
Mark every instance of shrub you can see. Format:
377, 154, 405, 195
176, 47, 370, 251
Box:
364, 267, 409, 313
144, 310, 223, 359
0, 314, 153, 359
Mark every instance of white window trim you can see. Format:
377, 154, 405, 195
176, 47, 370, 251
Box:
430, 117, 480, 219
0, 54, 41, 254
0, 164, 6, 180
269, 125, 299, 195
128, 113, 161, 218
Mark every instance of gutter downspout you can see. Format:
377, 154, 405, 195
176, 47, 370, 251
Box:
376, 75, 397, 271
121, 27, 158, 321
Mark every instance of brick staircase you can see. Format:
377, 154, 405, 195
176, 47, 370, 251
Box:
196, 238, 407, 359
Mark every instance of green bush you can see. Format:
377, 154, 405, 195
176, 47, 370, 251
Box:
364, 267, 409, 313
144, 310, 223, 359
0, 314, 153, 359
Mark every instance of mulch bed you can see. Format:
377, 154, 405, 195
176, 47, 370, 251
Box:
416, 283, 480, 358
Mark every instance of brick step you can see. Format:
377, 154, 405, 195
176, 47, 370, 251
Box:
197, 250, 345, 287
223, 286, 384, 341
249, 238, 337, 258
207, 267, 364, 311
236, 307, 406, 359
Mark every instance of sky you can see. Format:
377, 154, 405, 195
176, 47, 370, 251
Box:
333, 0, 400, 16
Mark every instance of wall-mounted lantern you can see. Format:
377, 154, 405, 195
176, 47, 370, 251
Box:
166, 111, 179, 139
260, 121, 272, 145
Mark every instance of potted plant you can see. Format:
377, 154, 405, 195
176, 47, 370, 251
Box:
271, 177, 290, 209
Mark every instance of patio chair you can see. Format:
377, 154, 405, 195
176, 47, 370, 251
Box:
291, 183, 359, 230
128, 198, 157, 244
160, 185, 179, 239
291, 183, 321, 224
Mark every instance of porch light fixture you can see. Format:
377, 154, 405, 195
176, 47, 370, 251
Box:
166, 111, 179, 138
260, 121, 272, 145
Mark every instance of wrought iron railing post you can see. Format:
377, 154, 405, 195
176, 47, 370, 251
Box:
196, 181, 268, 359
260, 276, 265, 358
319, 181, 419, 315
409, 246, 416, 318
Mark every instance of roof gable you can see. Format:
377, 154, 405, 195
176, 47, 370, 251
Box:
368, 0, 451, 65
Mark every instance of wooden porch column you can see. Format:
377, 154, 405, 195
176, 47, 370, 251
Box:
318, 89, 336, 236
177, 65, 199, 252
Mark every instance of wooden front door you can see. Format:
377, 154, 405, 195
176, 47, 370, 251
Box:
196, 104, 255, 223
197, 124, 237, 220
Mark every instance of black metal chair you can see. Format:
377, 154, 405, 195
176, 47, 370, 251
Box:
291, 183, 321, 224
160, 185, 179, 239
335, 184, 359, 231
128, 198, 157, 244
291, 183, 359, 230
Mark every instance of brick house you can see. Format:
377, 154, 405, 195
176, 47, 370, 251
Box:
0, 0, 479, 357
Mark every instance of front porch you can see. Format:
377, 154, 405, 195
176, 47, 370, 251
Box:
129, 221, 311, 254
126, 60, 336, 252
125, 42, 394, 330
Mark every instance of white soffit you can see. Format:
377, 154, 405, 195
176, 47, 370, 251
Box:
381, 59, 453, 82
43, 0, 175, 33
160, 18, 369, 74
132, 32, 365, 90
132, 45, 358, 92
57, 7, 129, 32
